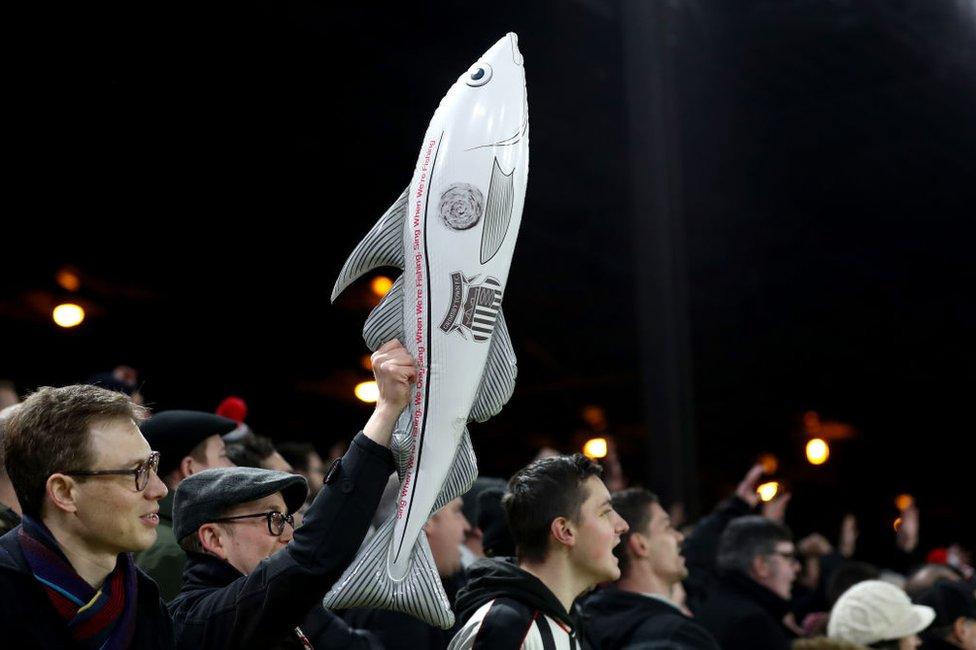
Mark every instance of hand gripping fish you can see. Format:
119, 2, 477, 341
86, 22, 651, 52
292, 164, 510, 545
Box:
324, 33, 528, 628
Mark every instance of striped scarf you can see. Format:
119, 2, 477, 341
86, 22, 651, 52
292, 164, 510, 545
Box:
18, 515, 137, 649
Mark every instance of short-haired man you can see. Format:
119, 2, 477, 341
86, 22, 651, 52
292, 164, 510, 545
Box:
137, 410, 237, 600
579, 488, 720, 649
915, 579, 976, 650
0, 404, 24, 535
0, 384, 173, 648
450, 454, 628, 650
167, 339, 414, 648
696, 515, 799, 650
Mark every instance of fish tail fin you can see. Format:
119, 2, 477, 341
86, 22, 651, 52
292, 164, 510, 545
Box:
331, 186, 409, 302
323, 429, 478, 629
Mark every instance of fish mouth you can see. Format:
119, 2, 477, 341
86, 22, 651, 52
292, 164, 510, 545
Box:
509, 33, 523, 66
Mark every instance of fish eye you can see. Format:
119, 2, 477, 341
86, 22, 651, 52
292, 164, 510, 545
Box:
465, 63, 493, 87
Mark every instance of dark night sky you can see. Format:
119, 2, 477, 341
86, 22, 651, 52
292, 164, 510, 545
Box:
3, 2, 974, 552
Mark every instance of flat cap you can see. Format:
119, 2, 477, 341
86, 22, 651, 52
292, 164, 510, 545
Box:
141, 410, 237, 476
173, 466, 308, 541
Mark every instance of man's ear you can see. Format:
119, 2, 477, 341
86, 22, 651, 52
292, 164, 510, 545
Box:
179, 455, 196, 478
550, 516, 576, 549
627, 531, 647, 559
46, 474, 80, 514
199, 524, 228, 560
750, 554, 770, 580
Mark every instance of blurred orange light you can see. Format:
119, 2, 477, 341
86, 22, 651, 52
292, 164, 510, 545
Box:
360, 354, 373, 371
582, 437, 608, 459
371, 276, 394, 297
893, 517, 903, 532
757, 481, 780, 503
758, 453, 779, 474
56, 269, 80, 292
354, 381, 379, 403
806, 438, 829, 465
895, 494, 914, 512
52, 303, 85, 328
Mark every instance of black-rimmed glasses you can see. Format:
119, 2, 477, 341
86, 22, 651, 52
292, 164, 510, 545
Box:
213, 511, 295, 536
64, 451, 161, 492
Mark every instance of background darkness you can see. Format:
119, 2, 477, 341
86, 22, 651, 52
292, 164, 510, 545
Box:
3, 1, 974, 558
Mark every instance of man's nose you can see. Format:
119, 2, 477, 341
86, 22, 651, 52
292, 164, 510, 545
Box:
145, 472, 168, 500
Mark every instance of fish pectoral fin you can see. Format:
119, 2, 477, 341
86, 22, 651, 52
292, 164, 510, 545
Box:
469, 309, 518, 423
363, 275, 404, 351
331, 186, 409, 302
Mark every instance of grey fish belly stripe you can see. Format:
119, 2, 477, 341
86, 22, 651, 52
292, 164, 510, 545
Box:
480, 159, 515, 264
363, 275, 405, 351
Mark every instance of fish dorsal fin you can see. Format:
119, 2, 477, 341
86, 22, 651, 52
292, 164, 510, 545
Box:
363, 275, 404, 351
331, 187, 409, 302
469, 309, 517, 423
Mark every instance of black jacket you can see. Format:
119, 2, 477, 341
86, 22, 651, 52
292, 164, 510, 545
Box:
0, 527, 175, 649
695, 571, 794, 650
681, 495, 753, 614
451, 558, 581, 649
578, 587, 720, 650
168, 432, 395, 649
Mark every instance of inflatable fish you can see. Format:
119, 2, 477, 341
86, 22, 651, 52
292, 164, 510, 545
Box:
324, 33, 528, 628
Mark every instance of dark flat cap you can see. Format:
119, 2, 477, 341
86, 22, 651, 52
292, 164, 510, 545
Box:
173, 467, 308, 541
141, 410, 237, 476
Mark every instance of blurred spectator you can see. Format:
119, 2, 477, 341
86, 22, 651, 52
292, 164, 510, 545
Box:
827, 580, 934, 648
907, 565, 964, 600
579, 487, 720, 649
136, 410, 237, 601
696, 515, 799, 650
801, 561, 882, 637
277, 441, 328, 502
0, 404, 24, 533
477, 485, 515, 558
459, 476, 506, 568
344, 497, 471, 650
86, 365, 144, 405
915, 579, 976, 649
0, 379, 18, 410
225, 432, 292, 472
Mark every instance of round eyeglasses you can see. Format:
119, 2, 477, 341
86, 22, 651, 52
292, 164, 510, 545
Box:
213, 511, 296, 536
64, 451, 161, 492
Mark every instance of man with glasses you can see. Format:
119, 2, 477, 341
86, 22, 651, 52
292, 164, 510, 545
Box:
0, 384, 174, 648
168, 339, 414, 648
138, 410, 237, 600
696, 515, 800, 650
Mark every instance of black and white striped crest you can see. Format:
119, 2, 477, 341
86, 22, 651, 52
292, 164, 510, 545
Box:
439, 273, 504, 342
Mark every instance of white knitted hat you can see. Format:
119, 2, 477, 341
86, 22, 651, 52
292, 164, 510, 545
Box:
828, 580, 935, 645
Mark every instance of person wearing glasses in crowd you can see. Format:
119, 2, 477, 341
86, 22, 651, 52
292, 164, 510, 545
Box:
167, 339, 414, 649
0, 384, 174, 648
695, 515, 801, 650
137, 409, 238, 601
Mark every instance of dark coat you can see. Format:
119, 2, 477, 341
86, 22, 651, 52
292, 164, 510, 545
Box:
168, 432, 395, 649
0, 527, 175, 649
681, 495, 753, 614
578, 587, 720, 650
696, 571, 794, 650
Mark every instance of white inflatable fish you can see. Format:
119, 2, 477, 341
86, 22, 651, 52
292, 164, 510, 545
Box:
324, 33, 528, 627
